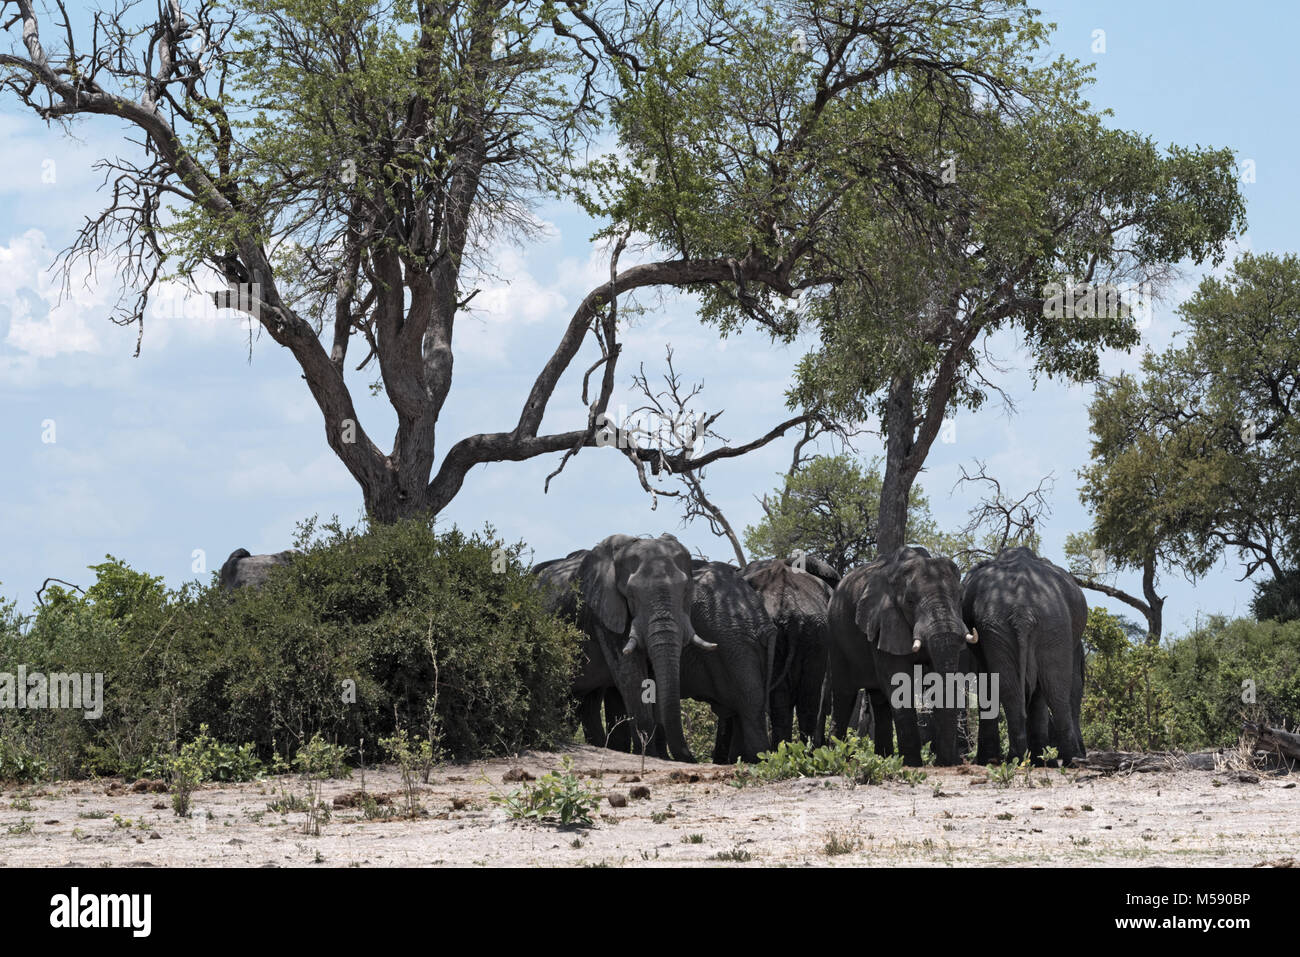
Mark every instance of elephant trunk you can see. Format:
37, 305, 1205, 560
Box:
924, 637, 966, 766
647, 627, 694, 763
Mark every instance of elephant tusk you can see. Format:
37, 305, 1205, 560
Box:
966, 627, 979, 644
691, 633, 718, 652
911, 638, 922, 653
622, 634, 640, 655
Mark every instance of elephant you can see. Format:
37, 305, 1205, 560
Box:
961, 547, 1087, 767
533, 550, 636, 752
825, 545, 978, 766
741, 556, 835, 746
219, 548, 295, 591
686, 561, 778, 763
532, 533, 716, 762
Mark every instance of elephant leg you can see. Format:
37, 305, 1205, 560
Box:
807, 669, 830, 747
892, 702, 923, 767
847, 691, 868, 738
1040, 671, 1079, 767
770, 680, 795, 747
736, 706, 770, 764
1002, 685, 1031, 763
1027, 690, 1050, 765
867, 690, 894, 757
976, 707, 1003, 765
830, 680, 857, 742
930, 704, 962, 766
603, 687, 635, 753
1069, 647, 1086, 761
579, 691, 608, 746
712, 713, 733, 765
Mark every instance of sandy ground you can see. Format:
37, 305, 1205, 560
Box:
1, 745, 1296, 867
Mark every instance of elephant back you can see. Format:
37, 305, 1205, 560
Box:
220, 548, 295, 591
532, 552, 587, 619
743, 560, 832, 626
691, 562, 778, 665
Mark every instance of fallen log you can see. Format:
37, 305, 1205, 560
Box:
1072, 751, 1183, 773
1073, 750, 1229, 773
1244, 723, 1300, 762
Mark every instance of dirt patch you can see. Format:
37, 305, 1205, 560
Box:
0, 745, 1295, 867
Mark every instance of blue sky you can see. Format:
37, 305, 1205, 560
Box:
0, 1, 1293, 631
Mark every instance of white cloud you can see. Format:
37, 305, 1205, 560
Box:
0, 230, 105, 357
0, 229, 255, 362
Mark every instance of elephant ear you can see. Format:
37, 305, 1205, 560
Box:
579, 535, 635, 635
855, 565, 914, 657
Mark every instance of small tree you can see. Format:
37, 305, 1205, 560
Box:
1077, 253, 1300, 640
743, 454, 957, 574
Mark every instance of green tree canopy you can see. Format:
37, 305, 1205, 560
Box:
743, 454, 966, 573
783, 84, 1245, 555
1079, 252, 1300, 636
0, 0, 1074, 522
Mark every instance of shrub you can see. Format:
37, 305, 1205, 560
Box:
738, 731, 923, 785
380, 729, 437, 815
193, 518, 580, 761
1081, 609, 1300, 752
1081, 608, 1172, 751
1250, 570, 1300, 623
491, 757, 598, 827
680, 699, 718, 761
0, 519, 581, 780
1161, 616, 1300, 749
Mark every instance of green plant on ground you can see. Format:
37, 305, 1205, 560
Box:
167, 735, 207, 818
380, 729, 438, 816
293, 734, 350, 835
714, 847, 753, 862
734, 731, 926, 787
823, 830, 862, 856
490, 757, 599, 828
989, 757, 1039, 789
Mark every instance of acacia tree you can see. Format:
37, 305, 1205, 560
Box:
1, 0, 1063, 522
785, 93, 1245, 556
1076, 252, 1300, 637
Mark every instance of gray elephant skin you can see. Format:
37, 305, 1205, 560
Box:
687, 560, 777, 763
219, 548, 295, 591
534, 539, 775, 763
741, 556, 836, 747
826, 545, 977, 766
961, 547, 1087, 766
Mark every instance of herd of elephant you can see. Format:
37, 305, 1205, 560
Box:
532, 536, 1088, 768
218, 534, 1088, 768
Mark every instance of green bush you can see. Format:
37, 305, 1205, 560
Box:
1250, 570, 1300, 623
1081, 608, 1172, 751
1081, 608, 1300, 752
738, 731, 924, 785
490, 756, 599, 827
0, 519, 581, 780
1161, 615, 1300, 749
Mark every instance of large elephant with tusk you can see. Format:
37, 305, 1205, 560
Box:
826, 546, 978, 766
962, 547, 1087, 767
533, 534, 720, 762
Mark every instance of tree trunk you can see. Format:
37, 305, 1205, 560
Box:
877, 374, 918, 556
1141, 553, 1165, 644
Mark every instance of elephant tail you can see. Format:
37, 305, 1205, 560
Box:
763, 619, 785, 736
772, 618, 797, 696
1010, 607, 1036, 682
